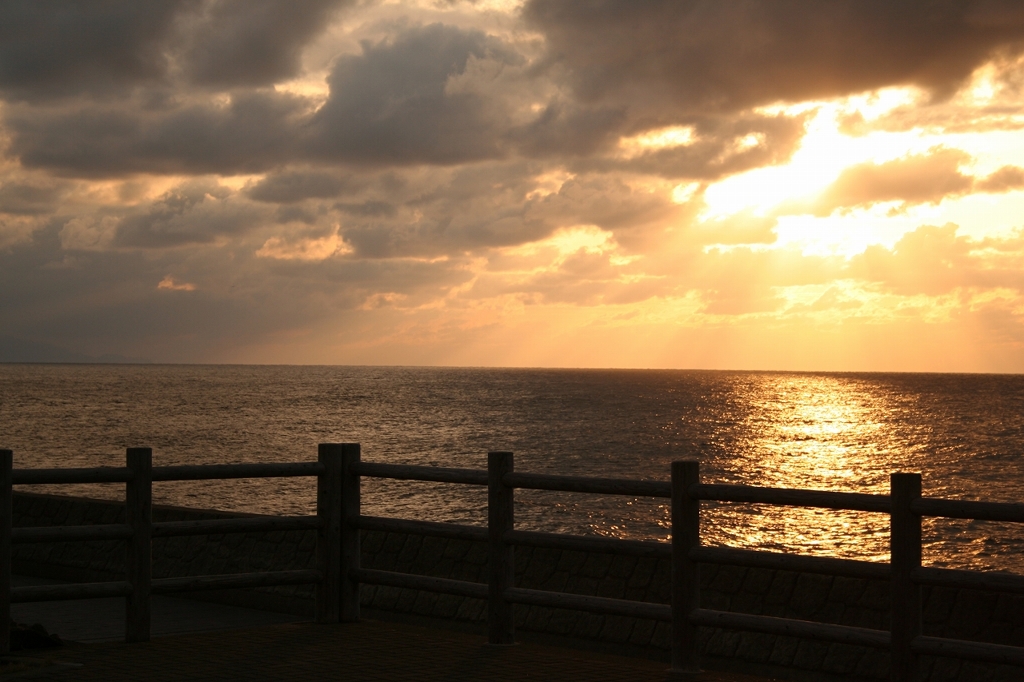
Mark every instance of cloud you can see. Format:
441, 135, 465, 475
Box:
179, 0, 352, 87
508, 101, 628, 158
157, 275, 197, 291
112, 180, 267, 248
0, 0, 188, 100
0, 0, 354, 100
846, 223, 1024, 295
247, 170, 358, 203
6, 91, 312, 177
809, 147, 974, 215
783, 150, 1024, 217
522, 0, 1024, 114
976, 165, 1024, 192
308, 23, 521, 166
0, 181, 67, 215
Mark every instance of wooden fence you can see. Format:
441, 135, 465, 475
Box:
2, 445, 1024, 682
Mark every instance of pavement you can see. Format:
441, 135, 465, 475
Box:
5, 576, 785, 682
10, 575, 302, 642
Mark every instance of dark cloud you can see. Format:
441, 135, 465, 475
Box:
522, 0, 1024, 114
0, 181, 67, 215
588, 113, 808, 180
509, 102, 628, 157
247, 170, 357, 203
7, 91, 309, 177
0, 0, 190, 100
0, 0, 354, 100
334, 201, 397, 217
112, 181, 265, 248
308, 23, 520, 165
181, 0, 352, 87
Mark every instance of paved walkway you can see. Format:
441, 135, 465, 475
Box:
10, 576, 302, 642
6, 620, 783, 682
6, 575, 784, 682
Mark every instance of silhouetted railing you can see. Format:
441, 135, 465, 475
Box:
0, 446, 338, 651
3, 445, 1024, 681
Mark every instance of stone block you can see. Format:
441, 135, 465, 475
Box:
651, 621, 672, 650
993, 594, 1024, 632
927, 656, 963, 682
820, 643, 862, 675
575, 613, 607, 640
730, 591, 763, 616
842, 606, 885, 630
580, 553, 613, 580
599, 615, 635, 643
817, 601, 845, 625
538, 570, 570, 593
608, 555, 636, 580
957, 660, 997, 682
556, 550, 586, 574
360, 530, 384, 554
381, 532, 406, 554
397, 535, 423, 565
442, 539, 469, 560
568, 576, 600, 596
629, 617, 656, 647
411, 591, 439, 616
949, 591, 999, 639
455, 598, 485, 622
704, 629, 742, 658
765, 571, 797, 606
464, 542, 489, 566
860, 580, 890, 613
547, 608, 578, 636
433, 593, 462, 619
768, 635, 799, 666
649, 560, 671, 601
741, 567, 774, 594
789, 573, 833, 619
791, 640, 829, 671
828, 576, 866, 605
394, 587, 417, 612
735, 632, 775, 663
521, 548, 560, 586
628, 557, 657, 589
992, 663, 1024, 682
520, 605, 550, 632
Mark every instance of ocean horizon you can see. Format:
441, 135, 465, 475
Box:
3, 363, 1022, 574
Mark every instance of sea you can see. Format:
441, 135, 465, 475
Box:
2, 364, 1023, 574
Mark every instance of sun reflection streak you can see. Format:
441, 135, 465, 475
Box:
701, 375, 903, 563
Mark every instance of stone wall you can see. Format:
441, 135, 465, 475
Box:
10, 491, 1024, 682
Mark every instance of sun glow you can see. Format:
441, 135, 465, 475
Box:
618, 126, 696, 157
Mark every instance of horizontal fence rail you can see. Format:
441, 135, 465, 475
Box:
505, 471, 671, 498
694, 483, 892, 513
0, 444, 348, 652
152, 462, 325, 482
3, 444, 1024, 682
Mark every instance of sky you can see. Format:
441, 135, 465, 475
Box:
3, 0, 1024, 371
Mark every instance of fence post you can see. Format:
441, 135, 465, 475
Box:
890, 472, 922, 682
1, 449, 12, 655
340, 443, 361, 622
316, 444, 343, 623
125, 447, 152, 643
670, 460, 701, 675
488, 450, 515, 645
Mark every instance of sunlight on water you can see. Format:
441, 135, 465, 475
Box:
2, 365, 1023, 573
